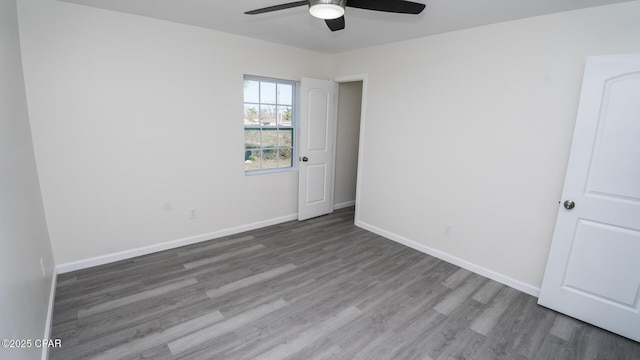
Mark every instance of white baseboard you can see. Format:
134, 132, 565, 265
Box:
42, 268, 57, 360
355, 220, 540, 297
56, 214, 298, 274
334, 200, 355, 210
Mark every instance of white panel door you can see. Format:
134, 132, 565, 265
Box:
538, 54, 640, 342
298, 77, 337, 221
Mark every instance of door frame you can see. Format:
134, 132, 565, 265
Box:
334, 74, 368, 223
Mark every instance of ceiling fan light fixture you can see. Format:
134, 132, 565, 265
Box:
309, 0, 345, 20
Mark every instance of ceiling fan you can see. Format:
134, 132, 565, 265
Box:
245, 0, 426, 32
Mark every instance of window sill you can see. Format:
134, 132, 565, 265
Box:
245, 167, 297, 176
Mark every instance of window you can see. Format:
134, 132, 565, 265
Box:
243, 76, 295, 172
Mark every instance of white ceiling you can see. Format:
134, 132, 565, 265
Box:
59, 0, 633, 53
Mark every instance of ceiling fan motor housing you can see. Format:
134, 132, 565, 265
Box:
309, 0, 347, 19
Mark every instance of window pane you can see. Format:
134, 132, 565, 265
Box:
262, 129, 278, 148
277, 106, 292, 126
278, 128, 292, 147
277, 148, 292, 168
244, 129, 261, 149
244, 149, 262, 171
277, 83, 293, 105
244, 80, 259, 103
260, 104, 276, 126
260, 82, 276, 104
261, 148, 277, 169
244, 104, 259, 126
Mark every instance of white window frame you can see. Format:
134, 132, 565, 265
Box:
243, 75, 297, 175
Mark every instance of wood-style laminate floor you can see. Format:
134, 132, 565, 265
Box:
50, 207, 640, 360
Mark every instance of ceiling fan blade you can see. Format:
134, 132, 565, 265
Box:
325, 16, 345, 31
245, 1, 308, 15
346, 0, 425, 14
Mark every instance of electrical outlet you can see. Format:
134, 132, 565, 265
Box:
40, 257, 46, 277
443, 223, 452, 237
189, 208, 197, 219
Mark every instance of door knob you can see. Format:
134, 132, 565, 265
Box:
301, 156, 308, 162
563, 200, 575, 209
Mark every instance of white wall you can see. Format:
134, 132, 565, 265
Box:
0, 0, 55, 359
334, 81, 362, 207
333, 1, 640, 292
18, 0, 333, 267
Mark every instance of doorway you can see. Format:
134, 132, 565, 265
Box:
334, 80, 363, 211
297, 75, 365, 221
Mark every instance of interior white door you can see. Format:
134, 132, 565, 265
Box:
298, 77, 337, 221
538, 54, 640, 342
